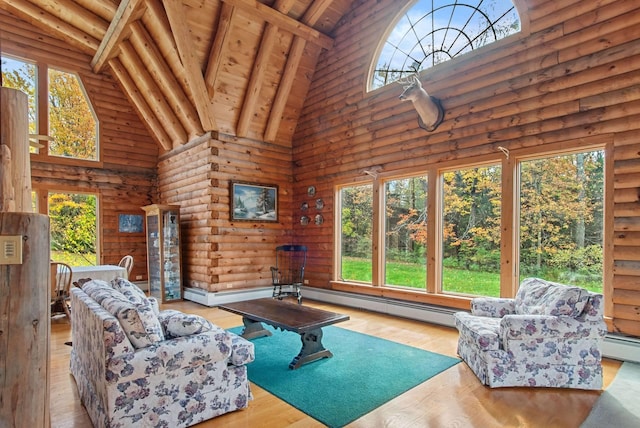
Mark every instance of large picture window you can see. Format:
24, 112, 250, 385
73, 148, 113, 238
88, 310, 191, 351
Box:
335, 145, 606, 301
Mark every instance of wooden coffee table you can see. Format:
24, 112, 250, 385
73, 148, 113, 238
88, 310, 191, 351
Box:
218, 298, 349, 369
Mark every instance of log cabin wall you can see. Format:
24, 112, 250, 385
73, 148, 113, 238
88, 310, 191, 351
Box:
0, 10, 158, 281
157, 132, 294, 292
292, 0, 640, 337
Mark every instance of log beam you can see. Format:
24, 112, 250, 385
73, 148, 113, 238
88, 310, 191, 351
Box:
108, 57, 173, 151
91, 0, 146, 73
221, 0, 334, 50
162, 0, 218, 132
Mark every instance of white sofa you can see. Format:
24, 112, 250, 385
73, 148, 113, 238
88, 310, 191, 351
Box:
70, 278, 254, 427
454, 277, 607, 389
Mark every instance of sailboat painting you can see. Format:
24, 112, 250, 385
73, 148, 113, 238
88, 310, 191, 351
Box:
230, 182, 278, 222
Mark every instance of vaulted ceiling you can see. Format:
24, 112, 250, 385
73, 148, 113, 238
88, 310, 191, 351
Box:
0, 0, 354, 151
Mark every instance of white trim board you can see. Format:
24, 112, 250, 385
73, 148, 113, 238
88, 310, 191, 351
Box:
184, 286, 640, 363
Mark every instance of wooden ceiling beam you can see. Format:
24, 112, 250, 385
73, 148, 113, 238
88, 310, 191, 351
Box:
237, 0, 296, 139
264, 36, 306, 142
119, 42, 188, 145
204, 2, 235, 97
129, 22, 204, 140
30, 0, 108, 40
236, 24, 279, 137
0, 0, 99, 53
91, 0, 146, 73
162, 0, 218, 132
221, 0, 334, 50
108, 57, 173, 151
264, 0, 335, 142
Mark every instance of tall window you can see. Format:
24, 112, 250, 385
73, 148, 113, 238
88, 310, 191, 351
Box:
371, 0, 520, 89
519, 150, 604, 292
48, 68, 98, 160
442, 164, 501, 296
384, 176, 428, 288
338, 184, 373, 283
1, 54, 99, 160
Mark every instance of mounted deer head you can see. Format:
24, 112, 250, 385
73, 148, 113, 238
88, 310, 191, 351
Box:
398, 74, 444, 132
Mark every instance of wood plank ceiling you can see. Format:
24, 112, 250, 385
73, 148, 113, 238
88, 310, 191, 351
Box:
0, 0, 352, 151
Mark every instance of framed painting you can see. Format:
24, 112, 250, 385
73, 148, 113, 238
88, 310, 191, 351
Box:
230, 181, 278, 222
118, 213, 144, 234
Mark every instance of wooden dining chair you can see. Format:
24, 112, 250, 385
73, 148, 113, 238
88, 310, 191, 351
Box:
51, 261, 73, 322
118, 255, 134, 277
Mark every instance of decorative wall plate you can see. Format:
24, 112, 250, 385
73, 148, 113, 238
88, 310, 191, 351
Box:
307, 186, 316, 197
301, 201, 309, 211
315, 198, 324, 210
314, 214, 324, 225
300, 215, 310, 226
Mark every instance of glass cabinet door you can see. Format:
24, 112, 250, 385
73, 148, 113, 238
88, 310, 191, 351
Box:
143, 204, 182, 302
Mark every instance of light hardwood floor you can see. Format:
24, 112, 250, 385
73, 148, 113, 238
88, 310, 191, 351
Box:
50, 299, 622, 428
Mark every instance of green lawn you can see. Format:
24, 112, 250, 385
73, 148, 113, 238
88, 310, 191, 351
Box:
50, 251, 96, 266
342, 257, 602, 294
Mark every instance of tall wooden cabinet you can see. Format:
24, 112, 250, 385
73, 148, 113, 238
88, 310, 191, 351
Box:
142, 204, 183, 302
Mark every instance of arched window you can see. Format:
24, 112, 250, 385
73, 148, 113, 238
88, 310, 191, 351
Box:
370, 0, 520, 90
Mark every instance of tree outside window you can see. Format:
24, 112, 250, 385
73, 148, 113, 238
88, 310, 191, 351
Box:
442, 165, 502, 296
384, 176, 428, 288
339, 184, 373, 283
48, 68, 98, 160
519, 151, 604, 292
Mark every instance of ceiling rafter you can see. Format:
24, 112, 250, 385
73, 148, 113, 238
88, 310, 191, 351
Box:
237, 0, 315, 139
91, 0, 146, 73
221, 0, 334, 50
109, 57, 173, 151
162, 0, 218, 132
129, 22, 204, 140
264, 0, 335, 142
204, 2, 235, 98
0, 0, 99, 53
120, 41, 188, 145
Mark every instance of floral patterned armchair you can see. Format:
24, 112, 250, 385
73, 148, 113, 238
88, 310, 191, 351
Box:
70, 279, 254, 427
454, 277, 607, 389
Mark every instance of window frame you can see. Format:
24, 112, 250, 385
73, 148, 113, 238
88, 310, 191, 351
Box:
332, 140, 611, 312
1, 52, 101, 166
367, 0, 523, 92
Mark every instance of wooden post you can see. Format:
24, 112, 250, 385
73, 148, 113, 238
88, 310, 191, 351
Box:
0, 87, 32, 212
0, 213, 50, 427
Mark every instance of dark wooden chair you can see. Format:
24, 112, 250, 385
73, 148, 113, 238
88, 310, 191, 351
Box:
271, 245, 307, 305
51, 261, 73, 322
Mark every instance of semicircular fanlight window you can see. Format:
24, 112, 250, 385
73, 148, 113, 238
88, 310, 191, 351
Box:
371, 0, 520, 90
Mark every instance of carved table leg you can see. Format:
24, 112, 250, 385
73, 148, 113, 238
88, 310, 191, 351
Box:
289, 328, 333, 369
240, 317, 273, 339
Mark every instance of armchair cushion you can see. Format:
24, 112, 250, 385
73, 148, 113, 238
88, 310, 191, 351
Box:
514, 277, 587, 317
158, 309, 217, 338
83, 277, 164, 348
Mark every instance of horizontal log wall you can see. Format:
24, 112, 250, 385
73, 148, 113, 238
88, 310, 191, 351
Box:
293, 0, 640, 336
157, 132, 294, 292
1, 9, 157, 281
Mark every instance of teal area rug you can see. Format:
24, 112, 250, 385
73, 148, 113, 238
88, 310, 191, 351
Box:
581, 362, 640, 428
230, 325, 460, 427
